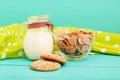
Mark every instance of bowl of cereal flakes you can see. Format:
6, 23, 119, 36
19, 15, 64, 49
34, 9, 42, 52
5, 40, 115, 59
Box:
55, 30, 94, 60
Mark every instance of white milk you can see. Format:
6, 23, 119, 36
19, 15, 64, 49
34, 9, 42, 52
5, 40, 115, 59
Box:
23, 30, 53, 60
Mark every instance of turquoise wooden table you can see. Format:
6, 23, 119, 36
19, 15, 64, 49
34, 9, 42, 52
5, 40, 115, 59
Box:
0, 0, 120, 80
0, 54, 120, 80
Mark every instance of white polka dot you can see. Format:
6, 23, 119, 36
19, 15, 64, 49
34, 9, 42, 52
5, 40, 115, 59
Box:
105, 36, 110, 41
7, 31, 11, 35
18, 51, 23, 56
12, 31, 14, 35
12, 43, 17, 46
4, 48, 9, 51
2, 33, 7, 36
101, 48, 106, 53
113, 44, 120, 48
1, 53, 6, 59
8, 42, 11, 46
97, 31, 102, 34
0, 28, 3, 30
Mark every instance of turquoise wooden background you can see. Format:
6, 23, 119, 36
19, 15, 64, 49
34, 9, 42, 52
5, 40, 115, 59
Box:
0, 0, 120, 33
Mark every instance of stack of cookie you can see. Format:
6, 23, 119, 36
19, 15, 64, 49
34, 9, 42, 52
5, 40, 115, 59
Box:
55, 30, 94, 56
30, 54, 67, 72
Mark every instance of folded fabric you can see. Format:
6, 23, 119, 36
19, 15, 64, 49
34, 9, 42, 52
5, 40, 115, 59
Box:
0, 24, 26, 60
0, 24, 120, 60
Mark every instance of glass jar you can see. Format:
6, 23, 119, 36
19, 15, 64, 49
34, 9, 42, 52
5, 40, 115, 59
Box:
19, 15, 54, 60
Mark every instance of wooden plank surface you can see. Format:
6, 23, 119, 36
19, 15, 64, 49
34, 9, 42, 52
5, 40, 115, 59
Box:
0, 54, 120, 80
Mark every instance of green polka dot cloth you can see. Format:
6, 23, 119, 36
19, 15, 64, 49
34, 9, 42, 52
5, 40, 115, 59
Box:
0, 24, 26, 60
0, 24, 120, 60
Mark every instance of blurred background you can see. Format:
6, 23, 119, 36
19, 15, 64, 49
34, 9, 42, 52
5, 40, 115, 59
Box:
0, 0, 120, 33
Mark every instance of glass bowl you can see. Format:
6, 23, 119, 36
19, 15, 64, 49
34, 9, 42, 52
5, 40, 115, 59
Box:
55, 30, 93, 60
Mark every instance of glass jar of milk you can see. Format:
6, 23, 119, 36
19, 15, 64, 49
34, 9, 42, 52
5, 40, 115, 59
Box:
19, 15, 54, 60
